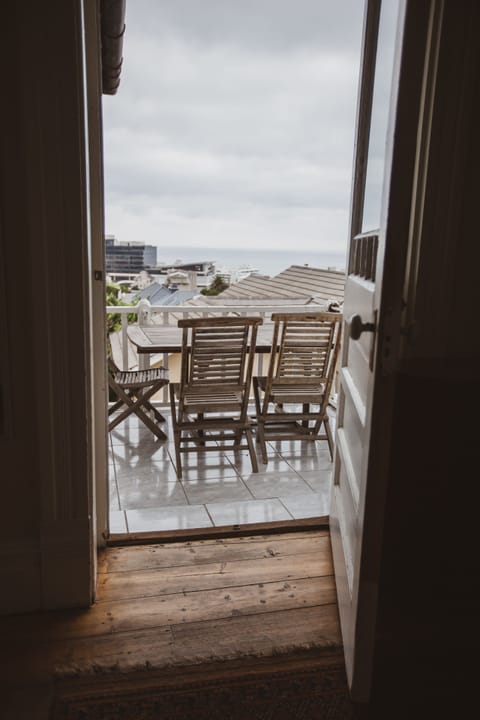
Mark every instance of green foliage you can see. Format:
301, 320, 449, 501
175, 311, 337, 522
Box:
200, 274, 229, 296
106, 281, 121, 305
106, 281, 137, 333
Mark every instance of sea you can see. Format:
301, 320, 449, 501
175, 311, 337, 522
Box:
155, 246, 346, 278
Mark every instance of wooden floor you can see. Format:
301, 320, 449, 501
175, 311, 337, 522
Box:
1, 529, 342, 716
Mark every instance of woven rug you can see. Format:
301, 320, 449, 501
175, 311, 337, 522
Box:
51, 651, 354, 720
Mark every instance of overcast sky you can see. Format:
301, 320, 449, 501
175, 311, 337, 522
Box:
102, 0, 364, 260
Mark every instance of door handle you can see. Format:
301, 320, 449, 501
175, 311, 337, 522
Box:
349, 314, 376, 341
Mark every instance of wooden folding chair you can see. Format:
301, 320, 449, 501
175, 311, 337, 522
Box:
169, 316, 262, 479
253, 312, 342, 464
108, 340, 169, 440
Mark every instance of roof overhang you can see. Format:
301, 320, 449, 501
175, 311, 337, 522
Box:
101, 0, 126, 95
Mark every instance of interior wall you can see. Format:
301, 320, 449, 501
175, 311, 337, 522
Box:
366, 2, 480, 715
402, 1, 480, 363
0, 0, 95, 613
0, 5, 40, 611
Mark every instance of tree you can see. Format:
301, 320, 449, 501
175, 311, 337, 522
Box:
200, 274, 229, 296
106, 281, 136, 333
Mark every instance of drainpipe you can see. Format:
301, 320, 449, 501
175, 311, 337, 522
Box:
100, 0, 126, 95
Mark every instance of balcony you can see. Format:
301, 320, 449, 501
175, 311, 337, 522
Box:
107, 301, 337, 536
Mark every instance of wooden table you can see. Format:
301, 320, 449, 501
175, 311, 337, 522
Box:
128, 323, 275, 369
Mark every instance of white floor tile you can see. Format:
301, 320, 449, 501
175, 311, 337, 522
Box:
111, 442, 172, 469
116, 460, 178, 484
206, 498, 292, 526
126, 505, 213, 533
298, 469, 333, 492
227, 451, 292, 475
243, 472, 314, 499
109, 510, 127, 533
109, 487, 120, 511
182, 477, 253, 504
177, 456, 240, 481
118, 479, 188, 511
279, 492, 331, 519
109, 427, 158, 446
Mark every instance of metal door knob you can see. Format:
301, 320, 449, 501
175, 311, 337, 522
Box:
349, 314, 375, 340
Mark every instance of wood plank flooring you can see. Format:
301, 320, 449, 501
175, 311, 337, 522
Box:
1, 529, 342, 716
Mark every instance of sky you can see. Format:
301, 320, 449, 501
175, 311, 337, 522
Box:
102, 0, 364, 262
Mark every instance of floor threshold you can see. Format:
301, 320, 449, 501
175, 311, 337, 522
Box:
107, 515, 330, 546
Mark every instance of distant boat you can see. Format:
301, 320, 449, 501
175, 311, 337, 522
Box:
216, 264, 259, 284
234, 264, 259, 281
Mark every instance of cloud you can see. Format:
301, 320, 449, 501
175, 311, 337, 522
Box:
122, 0, 363, 54
103, 0, 363, 258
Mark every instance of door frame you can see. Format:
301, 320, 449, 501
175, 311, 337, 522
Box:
82, 0, 109, 564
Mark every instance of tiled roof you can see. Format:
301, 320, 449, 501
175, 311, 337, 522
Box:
160, 290, 198, 306
129, 283, 197, 307
185, 296, 309, 308
134, 283, 171, 304
219, 265, 345, 303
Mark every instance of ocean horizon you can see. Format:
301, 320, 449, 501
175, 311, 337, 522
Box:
155, 245, 346, 278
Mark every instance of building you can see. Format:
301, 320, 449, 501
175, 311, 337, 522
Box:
156, 260, 216, 288
105, 235, 157, 273
1, 1, 479, 717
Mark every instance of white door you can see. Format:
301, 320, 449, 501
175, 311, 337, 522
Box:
330, 0, 432, 701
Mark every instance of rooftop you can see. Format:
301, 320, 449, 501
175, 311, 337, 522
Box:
219, 264, 345, 304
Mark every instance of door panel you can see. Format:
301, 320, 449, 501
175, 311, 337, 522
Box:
332, 236, 379, 697
330, 0, 402, 701
330, 0, 433, 702
333, 462, 357, 593
339, 394, 363, 498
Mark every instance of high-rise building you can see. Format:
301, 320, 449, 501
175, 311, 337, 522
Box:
105, 235, 157, 273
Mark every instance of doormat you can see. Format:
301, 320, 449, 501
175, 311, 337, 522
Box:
51, 650, 354, 720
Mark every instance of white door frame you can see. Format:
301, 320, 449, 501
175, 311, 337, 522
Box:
82, 0, 109, 565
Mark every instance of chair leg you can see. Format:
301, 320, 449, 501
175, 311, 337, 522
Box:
109, 386, 168, 440
257, 422, 268, 464
197, 413, 205, 446
312, 402, 334, 460
253, 378, 268, 464
302, 403, 310, 429
127, 384, 167, 424
108, 399, 124, 416
245, 426, 259, 473
169, 384, 183, 479
324, 416, 334, 460
136, 396, 166, 424
253, 377, 262, 419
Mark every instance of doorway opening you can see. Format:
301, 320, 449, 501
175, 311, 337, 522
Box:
102, 0, 364, 537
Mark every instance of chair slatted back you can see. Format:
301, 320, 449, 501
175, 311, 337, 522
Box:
190, 325, 249, 386
268, 312, 342, 388
178, 317, 262, 391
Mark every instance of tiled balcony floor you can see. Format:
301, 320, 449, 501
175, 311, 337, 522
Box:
109, 407, 335, 534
